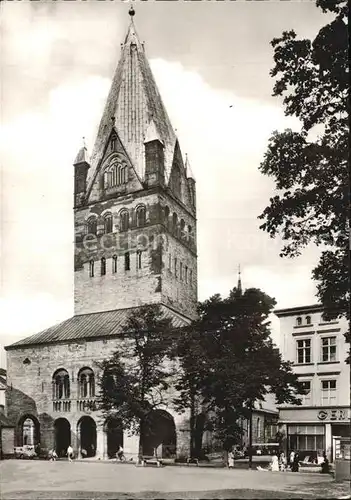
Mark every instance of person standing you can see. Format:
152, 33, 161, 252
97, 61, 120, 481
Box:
228, 449, 235, 469
271, 453, 279, 472
67, 445, 73, 462
289, 450, 295, 470
291, 452, 299, 472
320, 452, 330, 474
279, 452, 287, 471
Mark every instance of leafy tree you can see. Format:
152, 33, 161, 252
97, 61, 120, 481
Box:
175, 287, 303, 459
96, 304, 176, 459
258, 0, 349, 359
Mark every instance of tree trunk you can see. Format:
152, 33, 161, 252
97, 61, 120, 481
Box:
248, 405, 253, 470
189, 390, 196, 458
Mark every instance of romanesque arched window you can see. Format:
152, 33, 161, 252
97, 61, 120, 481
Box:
52, 369, 70, 400
104, 213, 113, 234
296, 317, 302, 326
78, 367, 95, 398
87, 216, 97, 235
136, 205, 146, 228
101, 257, 106, 276
120, 210, 129, 232
104, 161, 128, 188
172, 213, 178, 234
306, 315, 311, 325
188, 225, 193, 242
180, 219, 185, 239
164, 206, 170, 228
173, 165, 181, 197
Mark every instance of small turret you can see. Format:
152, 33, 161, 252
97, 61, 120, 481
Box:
144, 121, 165, 187
74, 139, 90, 207
185, 154, 196, 209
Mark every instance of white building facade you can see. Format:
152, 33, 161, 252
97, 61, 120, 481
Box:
275, 304, 350, 463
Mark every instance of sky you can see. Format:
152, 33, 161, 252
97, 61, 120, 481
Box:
0, 0, 331, 367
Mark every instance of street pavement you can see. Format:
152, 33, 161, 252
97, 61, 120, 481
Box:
0, 459, 349, 499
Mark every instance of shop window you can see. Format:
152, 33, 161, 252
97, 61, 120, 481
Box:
321, 380, 337, 405
321, 337, 337, 362
296, 338, 311, 364
288, 425, 325, 457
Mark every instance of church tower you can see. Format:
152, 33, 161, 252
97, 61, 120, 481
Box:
73, 9, 197, 322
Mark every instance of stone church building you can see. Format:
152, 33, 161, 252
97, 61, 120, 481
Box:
5, 10, 198, 460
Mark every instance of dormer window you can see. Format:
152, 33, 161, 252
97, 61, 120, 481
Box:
296, 317, 302, 326
104, 161, 127, 188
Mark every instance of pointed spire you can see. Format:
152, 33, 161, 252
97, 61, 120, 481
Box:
237, 264, 243, 296
86, 12, 177, 195
185, 153, 195, 180
74, 137, 89, 165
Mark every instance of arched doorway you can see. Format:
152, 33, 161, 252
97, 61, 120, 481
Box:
78, 416, 96, 458
17, 415, 40, 447
54, 418, 71, 457
141, 410, 177, 458
104, 417, 123, 459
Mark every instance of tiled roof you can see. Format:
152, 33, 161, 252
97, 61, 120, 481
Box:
5, 306, 189, 349
86, 19, 177, 194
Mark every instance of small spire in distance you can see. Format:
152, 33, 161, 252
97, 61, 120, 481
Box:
237, 264, 242, 296
129, 6, 135, 18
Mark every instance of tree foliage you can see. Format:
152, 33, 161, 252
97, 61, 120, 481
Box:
258, 0, 349, 344
96, 305, 175, 452
175, 287, 303, 452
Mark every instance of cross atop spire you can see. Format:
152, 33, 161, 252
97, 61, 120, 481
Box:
237, 264, 243, 296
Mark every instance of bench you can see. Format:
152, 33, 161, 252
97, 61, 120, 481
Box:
138, 456, 162, 467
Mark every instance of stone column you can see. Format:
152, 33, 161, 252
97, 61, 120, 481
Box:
96, 423, 104, 460
325, 423, 332, 462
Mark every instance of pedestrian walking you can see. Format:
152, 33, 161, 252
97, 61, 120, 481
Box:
271, 453, 279, 472
51, 449, 58, 461
279, 452, 287, 471
291, 452, 299, 472
289, 450, 295, 470
116, 445, 125, 462
67, 445, 74, 462
320, 452, 330, 474
227, 449, 235, 469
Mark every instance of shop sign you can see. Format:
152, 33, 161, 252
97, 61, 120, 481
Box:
317, 409, 350, 421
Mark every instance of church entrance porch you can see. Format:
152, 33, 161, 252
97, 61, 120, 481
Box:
141, 410, 177, 459
78, 416, 97, 458
104, 417, 123, 459
54, 418, 71, 457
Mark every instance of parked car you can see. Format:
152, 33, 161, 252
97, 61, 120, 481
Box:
14, 446, 37, 459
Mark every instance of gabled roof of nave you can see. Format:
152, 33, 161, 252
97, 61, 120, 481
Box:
5, 306, 190, 349
86, 14, 177, 196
